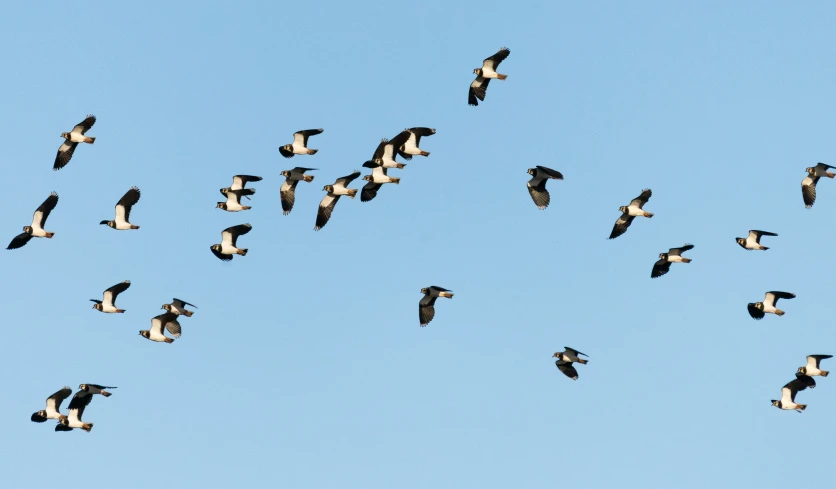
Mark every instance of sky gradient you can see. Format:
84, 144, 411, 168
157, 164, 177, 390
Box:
2, 2, 836, 488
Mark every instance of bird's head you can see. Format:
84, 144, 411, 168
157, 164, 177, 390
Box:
527, 168, 535, 176
798, 366, 806, 375
659, 253, 668, 260
552, 352, 561, 359
216, 202, 226, 210
771, 400, 780, 408
619, 206, 628, 213
59, 417, 70, 426
60, 132, 70, 139
139, 330, 149, 338
79, 384, 87, 391
219, 188, 229, 195
736, 238, 745, 247
363, 175, 372, 182
22, 225, 32, 234
806, 167, 814, 173
421, 287, 429, 294
755, 302, 764, 310
162, 304, 172, 312
323, 185, 334, 193
473, 68, 482, 76
281, 170, 290, 178
92, 302, 102, 311
36, 410, 47, 418
99, 220, 112, 227
210, 244, 221, 252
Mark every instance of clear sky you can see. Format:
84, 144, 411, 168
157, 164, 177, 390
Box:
2, 2, 835, 488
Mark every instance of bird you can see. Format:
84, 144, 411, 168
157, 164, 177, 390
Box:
220, 175, 262, 200
798, 355, 832, 377
100, 187, 141, 230
419, 286, 454, 327
30, 386, 72, 424
55, 391, 94, 432
210, 224, 252, 261
526, 166, 564, 209
53, 115, 96, 171
78, 384, 117, 397
736, 230, 777, 251
361, 165, 400, 202
553, 347, 589, 380
217, 188, 255, 211
801, 162, 835, 208
609, 189, 653, 239
162, 298, 198, 317
468, 47, 510, 106
771, 377, 809, 413
279, 128, 323, 158
6, 192, 59, 250
366, 133, 411, 169
793, 372, 817, 390
395, 127, 436, 159
140, 312, 181, 343
747, 291, 796, 320
280, 167, 317, 215
91, 280, 131, 313
315, 171, 361, 231
651, 244, 694, 278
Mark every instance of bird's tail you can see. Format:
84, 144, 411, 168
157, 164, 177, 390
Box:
439, 292, 454, 299
822, 371, 829, 377
761, 246, 769, 251
347, 189, 358, 198
681, 258, 692, 263
303, 175, 315, 182
797, 404, 807, 411
307, 149, 318, 155
242, 206, 252, 210
165, 337, 175, 344
420, 151, 430, 157
184, 310, 194, 317
497, 73, 508, 80
82, 423, 94, 432
115, 309, 125, 314
85, 137, 96, 144
45, 232, 55, 238
775, 309, 786, 316
101, 391, 112, 397
644, 212, 654, 218
827, 172, 836, 178
130, 225, 140, 230
396, 163, 406, 169
391, 177, 401, 184
238, 248, 248, 256
577, 358, 589, 365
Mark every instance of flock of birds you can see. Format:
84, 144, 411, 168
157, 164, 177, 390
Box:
13, 47, 835, 431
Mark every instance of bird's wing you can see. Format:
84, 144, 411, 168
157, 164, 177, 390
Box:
483, 47, 510, 71
280, 179, 299, 215
668, 244, 694, 256
527, 183, 550, 210
808, 354, 833, 369
609, 213, 635, 239
295, 128, 324, 147
468, 76, 490, 106
361, 181, 382, 202
651, 257, 671, 278
173, 298, 197, 309
556, 361, 578, 380
211, 247, 232, 261
802, 175, 819, 208
164, 317, 182, 338
223, 224, 252, 247
67, 392, 93, 422
335, 171, 361, 186
103, 280, 131, 305
565, 347, 587, 357
751, 230, 777, 239
535, 166, 564, 180
232, 175, 263, 188
47, 387, 73, 413
32, 192, 59, 228
419, 295, 438, 326
53, 140, 79, 170
388, 130, 411, 156
747, 303, 765, 320
629, 189, 652, 208
6, 232, 33, 250
765, 291, 795, 306
115, 187, 141, 223
71, 115, 96, 135
315, 194, 340, 231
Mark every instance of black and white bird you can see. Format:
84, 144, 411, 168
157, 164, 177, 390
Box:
162, 298, 197, 317
650, 244, 694, 279
468, 47, 510, 106
361, 164, 400, 202
798, 355, 832, 377
219, 175, 262, 200
553, 347, 589, 381
367, 133, 411, 169
747, 291, 796, 320
7, 192, 59, 250
801, 162, 835, 208
280, 167, 317, 215
78, 384, 117, 397
315, 172, 361, 231
736, 230, 777, 251
793, 372, 817, 390
279, 128, 323, 158
54, 115, 96, 171
30, 386, 72, 424
55, 391, 94, 432
139, 312, 181, 343
395, 127, 436, 159
210, 224, 252, 261
609, 189, 653, 239
91, 280, 131, 313
217, 188, 255, 212
526, 166, 564, 210
419, 286, 454, 327
771, 377, 809, 413
100, 187, 141, 230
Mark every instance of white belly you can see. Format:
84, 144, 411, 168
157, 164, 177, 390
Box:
30, 227, 48, 237
67, 418, 85, 428
149, 329, 167, 341
627, 205, 645, 216
763, 304, 778, 313
114, 220, 132, 230
101, 303, 120, 313
332, 185, 351, 196
291, 142, 307, 153
220, 244, 240, 254
69, 133, 87, 143
226, 202, 245, 211
669, 256, 686, 263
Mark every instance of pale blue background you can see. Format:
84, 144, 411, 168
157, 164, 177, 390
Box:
1, 2, 835, 488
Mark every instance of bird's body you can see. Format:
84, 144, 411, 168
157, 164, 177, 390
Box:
56, 391, 94, 432
30, 386, 72, 424
609, 189, 653, 239
210, 224, 252, 261
315, 172, 361, 231
91, 280, 131, 313
280, 167, 317, 215
798, 355, 832, 377
736, 230, 777, 251
361, 165, 400, 202
748, 291, 795, 320
54, 115, 96, 171
100, 187, 141, 230
162, 298, 197, 317
7, 192, 59, 250
552, 348, 588, 380
219, 175, 261, 200
419, 286, 454, 327
280, 129, 323, 157
217, 188, 255, 212
469, 47, 510, 106
772, 378, 808, 412
396, 127, 435, 159
526, 166, 563, 209
651, 244, 694, 278
140, 312, 181, 343
368, 133, 410, 169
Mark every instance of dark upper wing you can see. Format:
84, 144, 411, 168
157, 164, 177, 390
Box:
747, 303, 765, 320
483, 47, 510, 71
419, 295, 438, 326
794, 373, 816, 390
527, 182, 550, 210
33, 192, 59, 227
7, 232, 33, 250
371, 139, 387, 160
173, 298, 197, 309
430, 286, 451, 292
609, 213, 635, 239
802, 175, 819, 208
556, 361, 578, 380
117, 187, 141, 222
53, 140, 79, 170
361, 181, 382, 202
211, 246, 232, 261
280, 179, 299, 215
105, 280, 131, 301
73, 115, 96, 135
388, 130, 411, 155
47, 387, 73, 412
650, 257, 671, 278
67, 392, 93, 420
409, 127, 436, 138
164, 317, 182, 338
816, 162, 836, 171
291, 167, 317, 173
224, 223, 252, 247
468, 76, 490, 106
315, 194, 340, 231
335, 171, 361, 186
630, 189, 652, 208
668, 244, 694, 256
565, 347, 587, 357
535, 166, 564, 180
767, 291, 796, 302
296, 128, 324, 146
233, 175, 263, 187
751, 230, 778, 238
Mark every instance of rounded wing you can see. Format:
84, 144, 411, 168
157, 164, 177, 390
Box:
468, 76, 490, 106
315, 194, 340, 231
630, 189, 652, 208
651, 257, 671, 278
6, 232, 33, 250
483, 47, 510, 70
555, 360, 578, 380
33, 192, 59, 228
609, 213, 635, 239
115, 187, 141, 223
747, 303, 765, 320
802, 175, 819, 208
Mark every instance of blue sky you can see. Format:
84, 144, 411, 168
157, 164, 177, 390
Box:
2, 2, 836, 488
